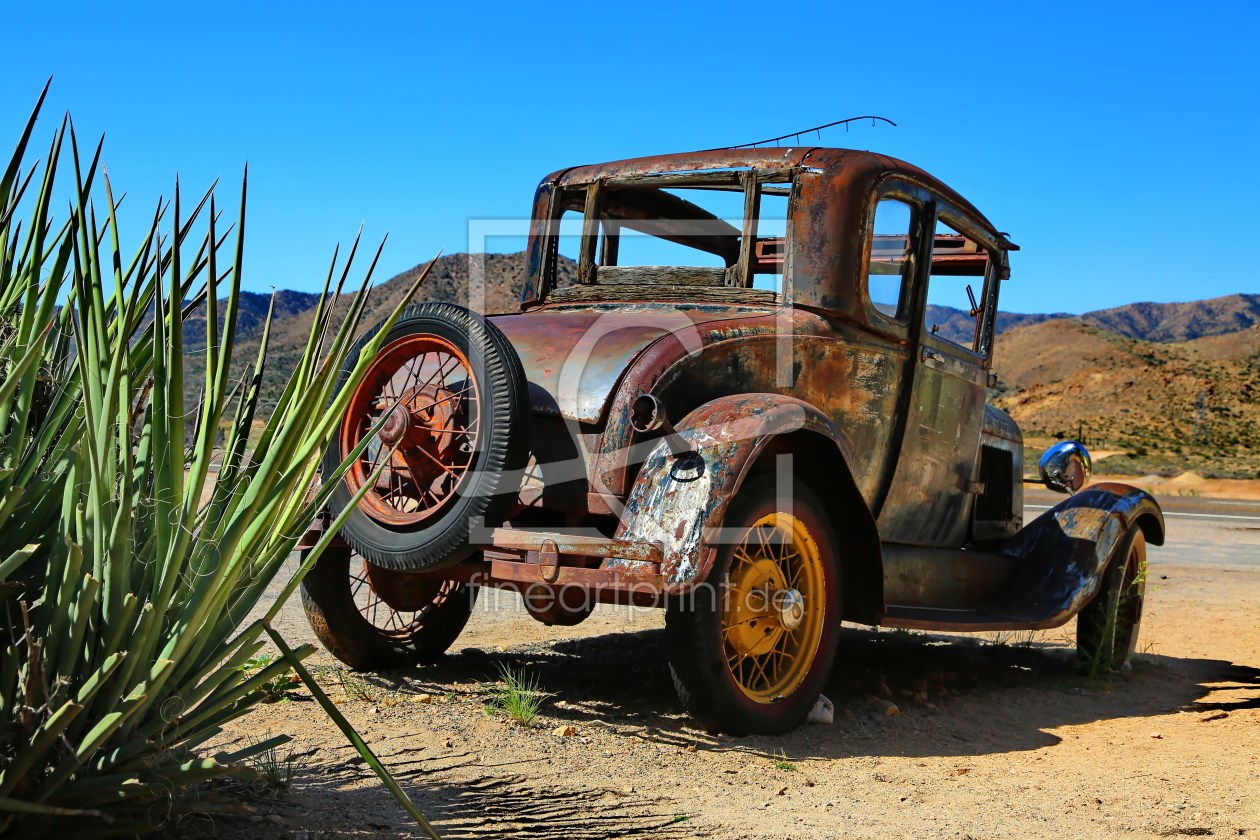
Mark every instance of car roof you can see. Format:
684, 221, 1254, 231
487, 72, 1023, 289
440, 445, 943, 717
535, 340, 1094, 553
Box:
544, 147, 1009, 248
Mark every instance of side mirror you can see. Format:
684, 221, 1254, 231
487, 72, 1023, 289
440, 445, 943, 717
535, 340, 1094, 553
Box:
1038, 441, 1092, 494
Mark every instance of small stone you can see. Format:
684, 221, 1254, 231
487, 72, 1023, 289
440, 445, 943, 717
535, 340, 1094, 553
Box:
954, 767, 971, 776
412, 693, 433, 704
873, 699, 900, 716
684, 743, 697, 753
914, 691, 929, 703
843, 708, 854, 718
249, 816, 264, 823
461, 647, 486, 657
807, 694, 835, 725
1150, 732, 1163, 739
925, 702, 939, 711
553, 725, 577, 737
368, 707, 379, 714
265, 814, 284, 824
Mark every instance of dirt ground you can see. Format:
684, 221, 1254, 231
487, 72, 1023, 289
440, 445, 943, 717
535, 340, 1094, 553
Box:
166, 501, 1260, 840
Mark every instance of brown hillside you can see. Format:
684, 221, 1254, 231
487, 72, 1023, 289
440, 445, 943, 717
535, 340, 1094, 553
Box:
991, 319, 1151, 391
1173, 323, 1260, 362
992, 320, 1260, 477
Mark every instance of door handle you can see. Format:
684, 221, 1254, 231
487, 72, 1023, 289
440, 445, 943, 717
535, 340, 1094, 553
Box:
921, 347, 945, 364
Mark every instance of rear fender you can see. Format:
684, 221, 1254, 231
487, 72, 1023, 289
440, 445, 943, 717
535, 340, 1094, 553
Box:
990, 482, 1165, 626
613, 393, 884, 621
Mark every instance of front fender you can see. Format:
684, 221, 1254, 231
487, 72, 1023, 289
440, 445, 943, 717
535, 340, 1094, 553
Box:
990, 482, 1165, 627
613, 393, 854, 593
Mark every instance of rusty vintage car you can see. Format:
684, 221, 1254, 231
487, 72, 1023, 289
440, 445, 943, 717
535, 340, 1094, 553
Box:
299, 147, 1165, 734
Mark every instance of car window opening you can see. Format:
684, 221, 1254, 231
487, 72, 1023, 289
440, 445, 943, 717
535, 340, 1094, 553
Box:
867, 198, 914, 318
546, 171, 792, 305
925, 217, 994, 352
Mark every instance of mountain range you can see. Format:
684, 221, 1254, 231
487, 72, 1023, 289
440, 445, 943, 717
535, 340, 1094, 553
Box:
928, 292, 1260, 347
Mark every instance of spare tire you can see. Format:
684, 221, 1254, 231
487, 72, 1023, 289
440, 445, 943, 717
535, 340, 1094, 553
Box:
322, 302, 530, 570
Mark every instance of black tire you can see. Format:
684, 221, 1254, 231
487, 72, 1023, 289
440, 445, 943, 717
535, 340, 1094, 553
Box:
665, 475, 842, 735
1077, 523, 1147, 674
300, 546, 476, 669
323, 302, 531, 571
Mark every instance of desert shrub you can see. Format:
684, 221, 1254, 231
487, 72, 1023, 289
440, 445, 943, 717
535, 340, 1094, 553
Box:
0, 87, 430, 836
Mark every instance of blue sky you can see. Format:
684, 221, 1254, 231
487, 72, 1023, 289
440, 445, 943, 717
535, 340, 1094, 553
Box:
2, 0, 1255, 315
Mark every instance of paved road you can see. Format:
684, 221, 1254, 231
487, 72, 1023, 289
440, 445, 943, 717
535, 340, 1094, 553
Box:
1024, 487, 1260, 569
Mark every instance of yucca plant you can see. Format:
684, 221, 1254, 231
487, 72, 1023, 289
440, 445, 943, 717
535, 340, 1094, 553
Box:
0, 86, 437, 836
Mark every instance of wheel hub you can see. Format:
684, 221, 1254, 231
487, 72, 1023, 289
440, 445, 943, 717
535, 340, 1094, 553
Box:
378, 404, 412, 446
726, 557, 791, 656
775, 588, 805, 631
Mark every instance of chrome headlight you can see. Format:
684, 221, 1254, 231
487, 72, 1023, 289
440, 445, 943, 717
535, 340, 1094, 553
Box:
1038, 441, 1092, 494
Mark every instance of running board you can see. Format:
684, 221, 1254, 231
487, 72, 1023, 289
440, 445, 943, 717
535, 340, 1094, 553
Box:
882, 605, 1060, 633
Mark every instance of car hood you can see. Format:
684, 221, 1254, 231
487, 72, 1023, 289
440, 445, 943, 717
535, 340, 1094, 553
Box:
492, 304, 768, 423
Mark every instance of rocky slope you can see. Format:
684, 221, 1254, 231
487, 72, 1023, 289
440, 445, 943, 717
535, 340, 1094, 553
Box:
991, 321, 1260, 477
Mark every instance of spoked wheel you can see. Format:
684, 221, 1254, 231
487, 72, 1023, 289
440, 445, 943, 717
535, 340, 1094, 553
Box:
666, 475, 841, 735
342, 333, 478, 527
324, 302, 530, 571
301, 545, 476, 669
1077, 523, 1147, 674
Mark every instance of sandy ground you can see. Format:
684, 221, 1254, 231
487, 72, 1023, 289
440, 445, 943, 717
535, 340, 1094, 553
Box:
164, 496, 1260, 840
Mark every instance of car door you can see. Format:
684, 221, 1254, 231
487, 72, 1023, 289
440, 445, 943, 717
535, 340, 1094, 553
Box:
877, 203, 999, 547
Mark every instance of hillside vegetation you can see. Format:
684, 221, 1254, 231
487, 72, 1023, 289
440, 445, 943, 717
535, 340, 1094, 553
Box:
992, 321, 1260, 478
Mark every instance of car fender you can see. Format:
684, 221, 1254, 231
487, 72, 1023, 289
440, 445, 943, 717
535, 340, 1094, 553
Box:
988, 482, 1165, 627
612, 393, 884, 619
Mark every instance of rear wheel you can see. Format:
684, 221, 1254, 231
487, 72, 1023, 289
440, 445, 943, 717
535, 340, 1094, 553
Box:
300, 545, 475, 669
324, 302, 530, 571
665, 475, 841, 735
1077, 523, 1147, 674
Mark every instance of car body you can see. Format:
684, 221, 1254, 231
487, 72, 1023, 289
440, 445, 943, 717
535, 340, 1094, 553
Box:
305, 146, 1166, 733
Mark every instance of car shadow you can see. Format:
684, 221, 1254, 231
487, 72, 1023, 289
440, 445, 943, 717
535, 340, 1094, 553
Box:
355, 622, 1257, 765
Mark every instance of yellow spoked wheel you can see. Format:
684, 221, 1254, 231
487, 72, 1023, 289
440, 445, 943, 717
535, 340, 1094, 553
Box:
664, 475, 840, 735
724, 512, 826, 702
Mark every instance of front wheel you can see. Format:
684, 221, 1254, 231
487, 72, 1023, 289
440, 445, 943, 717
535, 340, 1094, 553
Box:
1077, 523, 1147, 674
665, 475, 841, 735
300, 545, 476, 669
